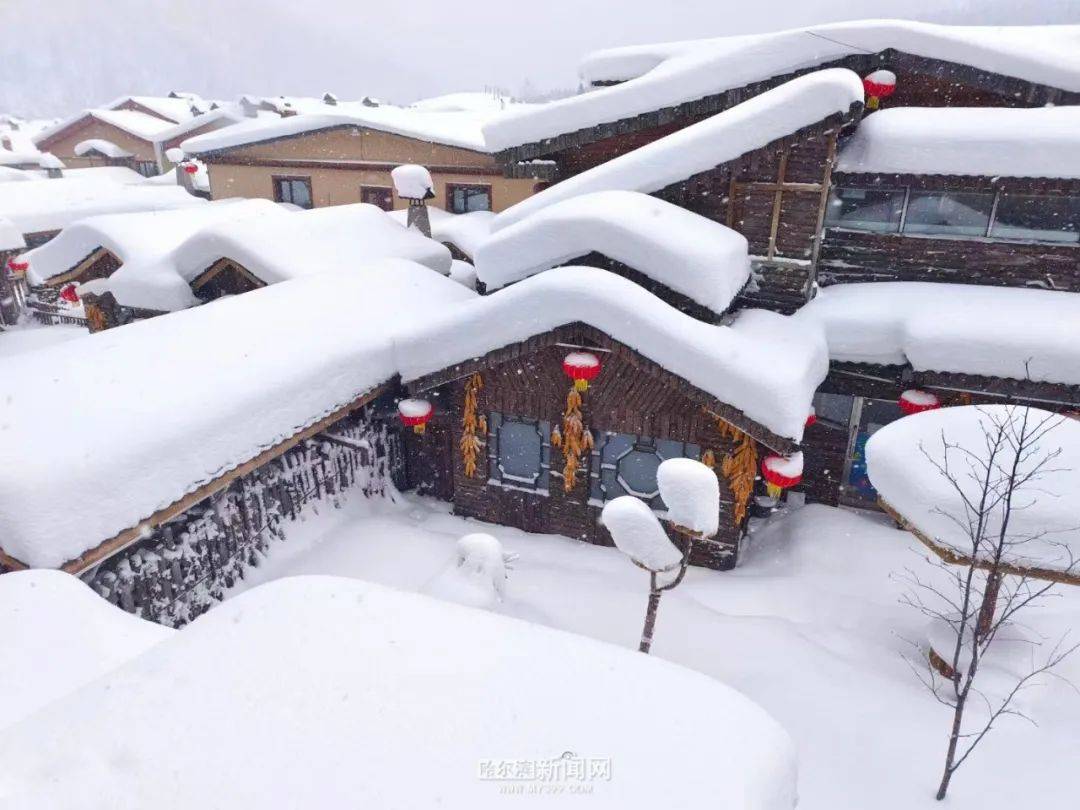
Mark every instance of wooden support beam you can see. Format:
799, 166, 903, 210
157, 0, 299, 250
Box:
766, 150, 789, 261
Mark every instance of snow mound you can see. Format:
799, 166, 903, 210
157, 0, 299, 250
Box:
476, 190, 749, 316
491, 69, 862, 230
657, 458, 720, 537
425, 533, 508, 608
0, 576, 797, 809
836, 106, 1080, 179
74, 138, 134, 159
0, 323, 87, 359
795, 282, 1080, 386
0, 263, 475, 568
0, 570, 171, 731
389, 205, 494, 259
0, 215, 24, 250
391, 163, 434, 199
398, 266, 827, 443
602, 496, 682, 572
867, 405, 1080, 572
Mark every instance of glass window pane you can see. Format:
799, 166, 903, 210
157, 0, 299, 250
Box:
903, 191, 993, 237
291, 180, 312, 209
824, 187, 904, 232
497, 419, 543, 484
990, 194, 1080, 243
617, 447, 662, 498
465, 188, 491, 212
813, 392, 854, 430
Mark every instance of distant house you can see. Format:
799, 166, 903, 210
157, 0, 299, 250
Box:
33, 94, 219, 176
181, 94, 547, 215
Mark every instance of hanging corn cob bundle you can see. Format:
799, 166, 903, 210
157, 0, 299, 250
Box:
552, 354, 599, 493
460, 373, 486, 478
703, 414, 758, 526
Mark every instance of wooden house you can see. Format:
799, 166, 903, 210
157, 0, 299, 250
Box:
181, 100, 545, 215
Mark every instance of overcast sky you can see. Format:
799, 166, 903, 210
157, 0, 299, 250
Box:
2, 0, 1077, 116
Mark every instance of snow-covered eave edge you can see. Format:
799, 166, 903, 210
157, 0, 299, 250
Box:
182, 119, 494, 160
0, 382, 392, 575
33, 111, 159, 149
833, 168, 1080, 182
879, 496, 1080, 586
830, 358, 1080, 398
402, 322, 800, 457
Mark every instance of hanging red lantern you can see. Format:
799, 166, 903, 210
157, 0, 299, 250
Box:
805, 408, 817, 428
398, 398, 433, 434
562, 352, 601, 391
862, 69, 896, 110
58, 283, 80, 304
181, 162, 199, 175
7, 257, 28, 274
899, 389, 941, 416
761, 452, 803, 499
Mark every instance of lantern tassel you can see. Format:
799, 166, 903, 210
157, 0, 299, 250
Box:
414, 424, 426, 435
574, 378, 588, 392
766, 482, 782, 499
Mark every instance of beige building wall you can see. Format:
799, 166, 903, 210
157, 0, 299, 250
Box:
203, 126, 539, 213
37, 118, 157, 166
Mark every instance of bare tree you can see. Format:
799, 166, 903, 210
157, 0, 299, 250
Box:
893, 405, 1079, 800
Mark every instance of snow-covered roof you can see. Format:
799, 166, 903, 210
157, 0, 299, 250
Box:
0, 149, 44, 167
409, 90, 522, 113
0, 176, 203, 236
868, 405, 1080, 573
110, 94, 210, 122
0, 167, 34, 183
182, 97, 520, 155
0, 216, 24, 251
153, 103, 281, 145
172, 202, 454, 287
476, 190, 750, 316
73, 138, 135, 159
795, 282, 1080, 387
0, 576, 797, 809
835, 106, 1080, 179
0, 570, 171, 731
484, 20, 1080, 152
492, 70, 863, 231
34, 109, 178, 146
388, 206, 494, 259
0, 264, 475, 569
400, 266, 827, 443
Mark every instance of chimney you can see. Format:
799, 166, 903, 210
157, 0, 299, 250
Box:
323, 92, 338, 106
391, 164, 436, 238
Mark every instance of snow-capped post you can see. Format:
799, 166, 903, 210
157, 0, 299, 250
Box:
603, 458, 719, 654
391, 164, 436, 238
867, 404, 1080, 800
862, 69, 896, 110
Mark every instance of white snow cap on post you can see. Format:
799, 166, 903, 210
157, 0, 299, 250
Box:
602, 496, 682, 572
657, 458, 720, 537
391, 164, 434, 200
165, 147, 185, 163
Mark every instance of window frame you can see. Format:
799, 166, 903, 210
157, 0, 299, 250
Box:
901, 189, 997, 239
272, 175, 314, 209
824, 186, 907, 234
360, 185, 395, 211
446, 183, 493, 214
987, 192, 1080, 244
588, 430, 701, 512
486, 412, 552, 494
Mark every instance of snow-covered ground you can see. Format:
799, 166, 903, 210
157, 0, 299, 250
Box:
0, 322, 87, 359
224, 492, 1080, 810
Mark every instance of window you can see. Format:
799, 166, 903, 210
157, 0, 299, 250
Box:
273, 177, 313, 209
487, 412, 551, 491
589, 432, 700, 510
843, 398, 904, 502
361, 185, 394, 211
812, 392, 854, 431
989, 194, 1080, 244
447, 184, 492, 214
824, 187, 905, 233
902, 191, 994, 237
135, 160, 158, 177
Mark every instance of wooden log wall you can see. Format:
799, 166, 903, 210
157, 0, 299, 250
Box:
83, 409, 404, 627
410, 323, 770, 570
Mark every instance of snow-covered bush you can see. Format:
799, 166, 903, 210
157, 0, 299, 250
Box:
426, 533, 510, 609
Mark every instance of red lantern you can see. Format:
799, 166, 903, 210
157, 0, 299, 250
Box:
398, 398, 433, 434
761, 452, 804, 499
862, 69, 896, 110
6, 257, 28, 274
59, 284, 80, 304
899, 389, 940, 416
181, 162, 199, 175
562, 352, 601, 391
805, 408, 817, 428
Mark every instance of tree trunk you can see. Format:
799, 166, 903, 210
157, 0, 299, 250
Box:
936, 694, 966, 800
975, 572, 1001, 639
639, 581, 663, 654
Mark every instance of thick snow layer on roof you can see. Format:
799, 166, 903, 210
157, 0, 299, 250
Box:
0, 324, 87, 359
0, 264, 474, 568
409, 91, 522, 113
867, 405, 1080, 572
35, 109, 177, 146
493, 22, 1080, 153
400, 266, 827, 443
836, 106, 1080, 179
0, 167, 34, 183
114, 95, 207, 123
172, 203, 453, 288
388, 205, 494, 258
182, 99, 500, 154
492, 70, 862, 230
73, 138, 134, 159
795, 282, 1080, 386
0, 178, 202, 236
0, 576, 797, 809
0, 215, 24, 250
0, 570, 171, 731
477, 191, 749, 315
0, 149, 42, 167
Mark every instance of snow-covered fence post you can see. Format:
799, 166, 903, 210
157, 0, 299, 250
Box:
391, 164, 435, 238
603, 459, 720, 654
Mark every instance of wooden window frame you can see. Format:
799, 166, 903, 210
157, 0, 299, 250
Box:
446, 183, 493, 214
360, 184, 395, 211
272, 175, 314, 209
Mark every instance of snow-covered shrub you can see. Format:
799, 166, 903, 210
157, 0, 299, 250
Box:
426, 533, 511, 609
